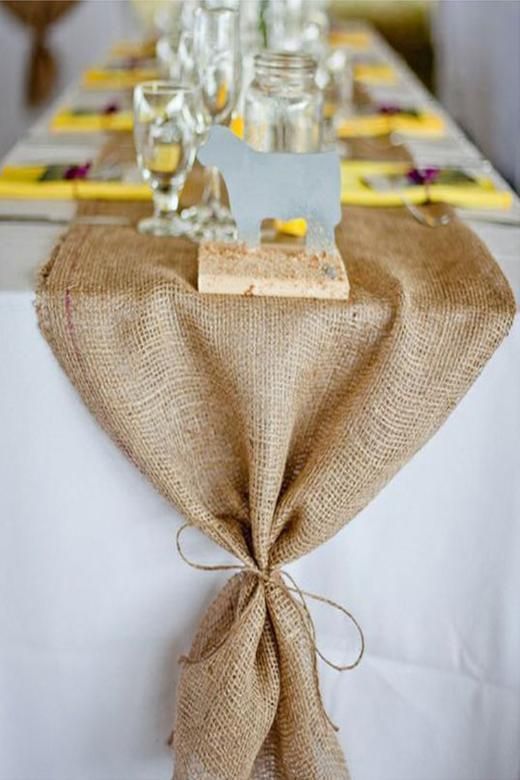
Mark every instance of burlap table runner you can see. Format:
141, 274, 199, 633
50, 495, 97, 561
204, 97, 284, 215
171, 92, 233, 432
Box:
37, 203, 514, 779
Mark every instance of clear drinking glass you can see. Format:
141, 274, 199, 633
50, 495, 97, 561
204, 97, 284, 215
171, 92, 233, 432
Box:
156, 0, 199, 84
188, 4, 242, 241
322, 47, 354, 153
157, 29, 197, 83
133, 81, 199, 237
244, 52, 323, 152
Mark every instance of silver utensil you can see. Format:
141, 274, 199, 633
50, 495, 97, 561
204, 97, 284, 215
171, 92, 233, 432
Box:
402, 202, 520, 229
402, 199, 452, 228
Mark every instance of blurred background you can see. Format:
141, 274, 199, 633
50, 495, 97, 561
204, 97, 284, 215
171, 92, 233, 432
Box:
0, 0, 518, 190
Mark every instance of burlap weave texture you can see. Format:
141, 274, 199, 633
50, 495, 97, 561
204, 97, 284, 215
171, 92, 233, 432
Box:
37, 205, 514, 779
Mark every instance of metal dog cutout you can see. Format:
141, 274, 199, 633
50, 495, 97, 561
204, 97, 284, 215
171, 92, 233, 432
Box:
197, 125, 342, 249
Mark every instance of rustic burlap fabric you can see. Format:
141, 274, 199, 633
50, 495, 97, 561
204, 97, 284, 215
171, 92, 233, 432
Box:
37, 205, 514, 779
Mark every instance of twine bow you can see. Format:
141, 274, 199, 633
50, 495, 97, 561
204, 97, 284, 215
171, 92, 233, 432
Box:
175, 523, 365, 732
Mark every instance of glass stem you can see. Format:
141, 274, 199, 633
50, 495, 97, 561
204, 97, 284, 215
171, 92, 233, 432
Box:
153, 188, 179, 221
201, 166, 221, 208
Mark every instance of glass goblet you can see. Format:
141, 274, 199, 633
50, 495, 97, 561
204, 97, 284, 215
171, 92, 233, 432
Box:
133, 81, 199, 237
189, 5, 242, 241
157, 28, 198, 83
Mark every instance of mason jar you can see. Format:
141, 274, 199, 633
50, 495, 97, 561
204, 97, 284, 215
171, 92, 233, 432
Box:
244, 51, 323, 153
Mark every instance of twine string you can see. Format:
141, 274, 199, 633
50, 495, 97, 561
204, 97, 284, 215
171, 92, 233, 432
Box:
175, 523, 365, 731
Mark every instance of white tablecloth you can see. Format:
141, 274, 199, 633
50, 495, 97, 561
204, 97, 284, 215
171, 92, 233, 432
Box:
1, 27, 520, 780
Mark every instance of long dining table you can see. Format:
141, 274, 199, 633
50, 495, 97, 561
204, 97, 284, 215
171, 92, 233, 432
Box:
1, 23, 519, 780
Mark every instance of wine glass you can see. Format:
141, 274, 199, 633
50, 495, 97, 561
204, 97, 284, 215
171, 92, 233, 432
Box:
187, 4, 242, 241
156, 1, 198, 84
133, 81, 199, 237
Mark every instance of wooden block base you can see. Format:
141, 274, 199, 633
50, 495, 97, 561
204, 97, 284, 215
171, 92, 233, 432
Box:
198, 242, 350, 301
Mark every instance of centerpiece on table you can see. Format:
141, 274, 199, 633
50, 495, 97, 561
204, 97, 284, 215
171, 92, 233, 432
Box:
197, 50, 349, 301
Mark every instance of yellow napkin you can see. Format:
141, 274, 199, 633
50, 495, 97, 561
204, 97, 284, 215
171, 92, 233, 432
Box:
273, 218, 307, 238
354, 63, 396, 85
109, 39, 157, 59
50, 110, 244, 138
340, 160, 513, 209
337, 111, 445, 138
329, 29, 372, 49
0, 164, 149, 201
3, 159, 508, 212
82, 67, 160, 90
51, 109, 134, 133
0, 163, 313, 237
0, 166, 311, 238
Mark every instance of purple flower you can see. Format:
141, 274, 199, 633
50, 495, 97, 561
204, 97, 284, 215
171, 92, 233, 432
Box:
63, 162, 92, 180
103, 101, 120, 115
378, 103, 401, 116
406, 166, 440, 185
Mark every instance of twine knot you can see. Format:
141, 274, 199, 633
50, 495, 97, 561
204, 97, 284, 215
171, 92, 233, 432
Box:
175, 523, 365, 734
244, 563, 279, 583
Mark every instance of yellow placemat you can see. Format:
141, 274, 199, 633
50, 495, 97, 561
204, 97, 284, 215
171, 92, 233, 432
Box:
337, 111, 445, 138
2, 159, 511, 213
49, 111, 244, 138
329, 29, 372, 49
82, 67, 160, 90
0, 163, 149, 201
51, 109, 134, 133
340, 160, 513, 209
109, 39, 157, 59
354, 62, 396, 85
